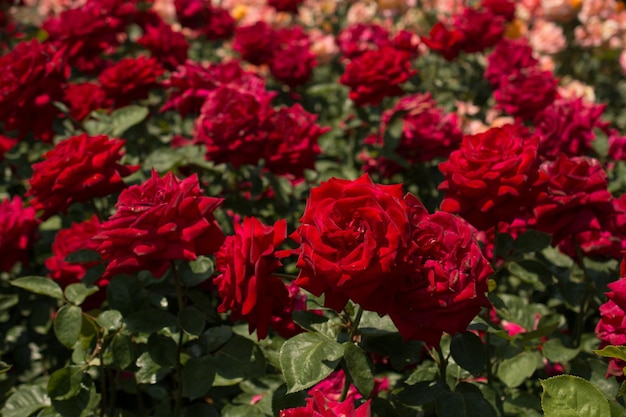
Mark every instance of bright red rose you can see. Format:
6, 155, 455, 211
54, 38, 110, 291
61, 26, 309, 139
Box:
596, 278, 626, 377
215, 217, 289, 339
339, 46, 416, 107
268, 0, 303, 13
261, 104, 328, 178
95, 170, 225, 279
308, 370, 389, 403
269, 27, 316, 87
162, 60, 266, 117
533, 98, 608, 158
494, 67, 558, 120
98, 56, 165, 109
137, 22, 189, 71
533, 155, 614, 245
64, 82, 106, 121
336, 23, 391, 60
233, 21, 277, 66
293, 174, 411, 313
0, 134, 16, 160
389, 203, 492, 345
27, 134, 139, 220
0, 196, 39, 272
454, 7, 505, 53
0, 40, 68, 142
438, 126, 546, 231
421, 22, 465, 61
485, 38, 538, 87
280, 390, 371, 417
193, 84, 275, 169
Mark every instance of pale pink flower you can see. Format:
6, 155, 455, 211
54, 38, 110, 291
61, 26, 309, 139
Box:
620, 49, 626, 75
153, 0, 176, 23
309, 29, 339, 65
557, 79, 596, 101
579, 0, 618, 23
541, 0, 578, 22
529, 19, 567, 54
346, 1, 378, 25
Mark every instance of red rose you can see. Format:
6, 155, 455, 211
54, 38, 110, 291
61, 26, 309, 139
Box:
533, 155, 614, 245
175, 0, 234, 39
0, 196, 39, 272
0, 40, 68, 141
389, 205, 492, 345
64, 82, 106, 121
94, 170, 225, 279
202, 6, 235, 40
494, 67, 558, 120
98, 56, 165, 109
214, 217, 289, 339
337, 23, 391, 60
261, 104, 328, 178
421, 22, 465, 61
233, 21, 277, 66
439, 126, 546, 231
485, 38, 538, 87
269, 27, 317, 87
308, 370, 389, 403
268, 0, 303, 13
293, 174, 411, 313
533, 97, 608, 158
270, 281, 307, 338
0, 134, 16, 160
596, 278, 626, 377
137, 22, 189, 71
454, 7, 505, 53
482, 0, 516, 20
193, 84, 275, 169
608, 130, 626, 161
27, 134, 139, 220
339, 46, 416, 107
280, 390, 371, 417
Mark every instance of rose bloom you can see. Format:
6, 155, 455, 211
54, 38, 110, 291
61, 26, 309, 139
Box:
485, 38, 539, 87
27, 134, 138, 220
453, 6, 506, 53
494, 67, 558, 120
268, 0, 303, 13
439, 126, 546, 231
269, 27, 317, 87
0, 40, 68, 142
529, 19, 567, 54
0, 134, 17, 160
193, 84, 276, 169
421, 22, 465, 61
293, 174, 411, 313
542, 0, 579, 22
608, 129, 626, 161
215, 217, 290, 339
339, 46, 416, 107
0, 197, 39, 272
533, 155, 614, 245
64, 82, 106, 121
98, 56, 165, 109
137, 22, 189, 71
233, 21, 277, 65
162, 60, 266, 117
533, 97, 608, 158
389, 195, 492, 345
336, 23, 391, 60
94, 170, 225, 279
308, 369, 389, 403
270, 281, 307, 338
482, 0, 516, 20
261, 104, 328, 178
596, 277, 626, 377
280, 390, 371, 417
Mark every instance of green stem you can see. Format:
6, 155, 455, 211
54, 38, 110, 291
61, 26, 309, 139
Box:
171, 262, 185, 417
338, 367, 352, 402
435, 345, 447, 382
350, 306, 364, 342
572, 236, 592, 349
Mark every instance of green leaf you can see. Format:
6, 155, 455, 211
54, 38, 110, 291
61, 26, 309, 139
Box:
200, 325, 233, 353
124, 308, 177, 333
507, 260, 555, 288
2, 384, 50, 417
190, 256, 214, 275
436, 385, 497, 417
135, 352, 168, 385
513, 230, 552, 253
594, 345, 626, 362
63, 250, 100, 263
450, 332, 487, 377
51, 377, 100, 417
279, 332, 344, 393
110, 105, 149, 136
47, 366, 84, 400
271, 384, 307, 416
182, 356, 215, 400
109, 334, 134, 370
543, 339, 581, 363
214, 336, 266, 384
497, 351, 541, 388
64, 284, 98, 306
54, 305, 83, 348
11, 276, 63, 300
541, 375, 610, 417
179, 306, 206, 336
96, 310, 123, 331
147, 334, 178, 367
343, 343, 374, 397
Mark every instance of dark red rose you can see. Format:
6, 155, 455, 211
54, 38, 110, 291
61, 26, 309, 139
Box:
336, 23, 391, 60
439, 126, 546, 230
339, 46, 416, 107
137, 22, 189, 71
482, 0, 516, 20
261, 104, 328, 178
268, 0, 303, 13
27, 134, 138, 220
98, 56, 165, 109
533, 155, 614, 245
64, 82, 106, 121
202, 6, 235, 40
596, 278, 626, 377
485, 38, 538, 87
233, 21, 277, 66
214, 217, 289, 339
0, 196, 39, 272
0, 134, 16, 160
0, 40, 68, 142
193, 84, 275, 169
608, 130, 626, 161
494, 67, 558, 120
421, 22, 465, 61
389, 203, 492, 345
293, 174, 411, 313
392, 30, 420, 57
174, 0, 234, 39
533, 97, 608, 158
280, 390, 371, 417
94, 170, 225, 279
269, 27, 316, 87
454, 7, 505, 53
